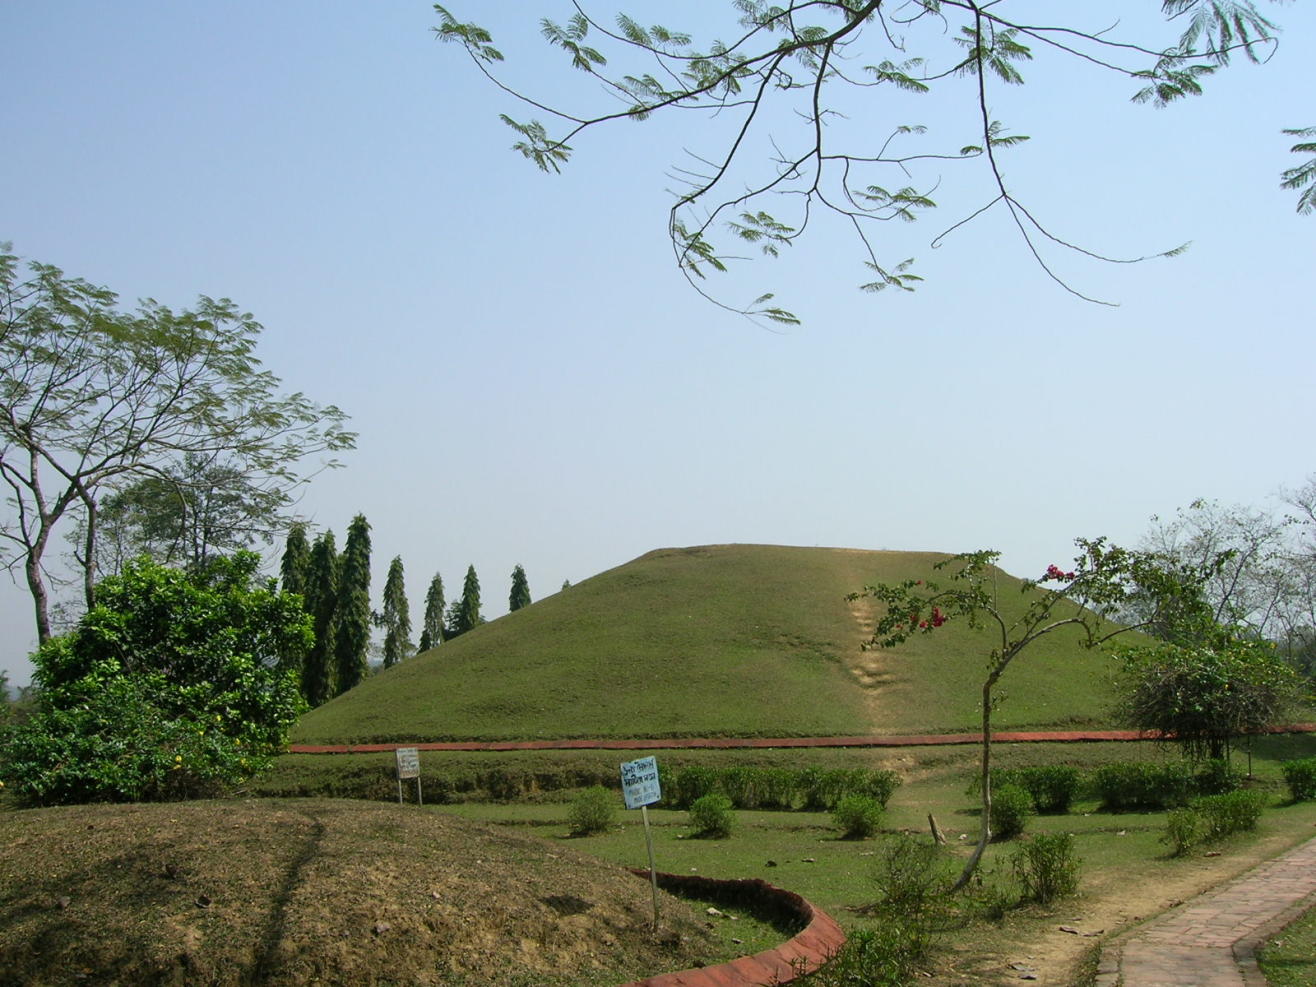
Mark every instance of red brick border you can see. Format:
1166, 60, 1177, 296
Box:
617, 871, 846, 987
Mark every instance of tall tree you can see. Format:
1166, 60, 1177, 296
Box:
435, 3, 1299, 324
447, 564, 482, 639
853, 539, 1220, 889
380, 555, 412, 668
333, 514, 372, 694
280, 523, 311, 599
509, 564, 531, 611
418, 572, 445, 652
0, 245, 354, 644
1117, 637, 1299, 762
302, 530, 340, 707
75, 452, 299, 580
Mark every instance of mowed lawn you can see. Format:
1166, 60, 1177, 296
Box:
292, 544, 1143, 745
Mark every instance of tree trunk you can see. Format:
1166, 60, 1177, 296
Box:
953, 674, 997, 892
25, 546, 51, 645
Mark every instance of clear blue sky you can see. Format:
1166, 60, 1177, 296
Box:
3, 2, 1312, 687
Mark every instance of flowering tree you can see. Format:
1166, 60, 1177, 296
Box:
850, 538, 1218, 888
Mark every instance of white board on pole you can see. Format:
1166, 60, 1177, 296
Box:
620, 756, 662, 810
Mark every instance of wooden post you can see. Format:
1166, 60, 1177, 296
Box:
641, 805, 660, 931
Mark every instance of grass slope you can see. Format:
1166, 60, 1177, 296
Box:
292, 544, 1131, 745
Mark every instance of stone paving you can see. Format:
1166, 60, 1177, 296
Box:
1097, 834, 1316, 986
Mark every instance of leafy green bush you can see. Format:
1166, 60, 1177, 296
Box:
791, 927, 922, 987
990, 783, 1033, 840
667, 766, 718, 809
1015, 765, 1081, 814
757, 766, 799, 810
873, 835, 950, 917
832, 795, 884, 839
857, 769, 902, 809
1193, 758, 1240, 796
721, 765, 764, 809
1281, 757, 1316, 801
1012, 833, 1079, 903
689, 793, 735, 838
1, 554, 307, 805
1197, 789, 1265, 839
567, 786, 616, 835
1093, 762, 1192, 812
1164, 807, 1203, 856
1163, 789, 1266, 855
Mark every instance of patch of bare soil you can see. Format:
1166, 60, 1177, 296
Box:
0, 798, 721, 986
844, 591, 900, 730
921, 826, 1316, 985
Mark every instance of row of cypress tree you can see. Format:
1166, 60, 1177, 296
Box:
279, 519, 532, 706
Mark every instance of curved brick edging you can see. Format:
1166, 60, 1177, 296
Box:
287, 723, 1316, 755
617, 871, 845, 987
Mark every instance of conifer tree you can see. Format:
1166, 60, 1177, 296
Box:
280, 523, 311, 599
334, 514, 372, 694
447, 564, 482, 639
302, 530, 340, 707
381, 555, 412, 668
418, 572, 445, 652
509, 564, 531, 612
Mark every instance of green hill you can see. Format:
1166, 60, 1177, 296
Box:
291, 544, 1128, 745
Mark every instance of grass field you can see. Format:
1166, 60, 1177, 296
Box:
423, 733, 1316, 984
291, 544, 1138, 745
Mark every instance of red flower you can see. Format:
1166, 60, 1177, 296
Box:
930, 606, 946, 627
919, 621, 928, 629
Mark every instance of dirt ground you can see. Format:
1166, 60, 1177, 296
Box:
0, 798, 724, 986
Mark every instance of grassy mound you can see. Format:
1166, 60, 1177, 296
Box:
292, 544, 1128, 745
0, 798, 721, 986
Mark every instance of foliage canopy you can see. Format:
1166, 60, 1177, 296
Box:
435, 1, 1303, 324
0, 553, 309, 805
0, 244, 354, 644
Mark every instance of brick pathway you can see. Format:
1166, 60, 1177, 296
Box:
1096, 835, 1316, 986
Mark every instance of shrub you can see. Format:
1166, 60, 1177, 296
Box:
1012, 833, 1079, 903
1163, 789, 1266, 855
1281, 757, 1316, 801
689, 793, 735, 838
792, 926, 922, 987
1093, 762, 1192, 812
1193, 758, 1240, 796
990, 784, 1033, 840
567, 786, 616, 835
1, 554, 308, 806
858, 769, 902, 809
668, 766, 718, 809
757, 766, 799, 810
1197, 789, 1265, 839
721, 765, 763, 809
873, 835, 950, 916
1015, 765, 1081, 814
833, 795, 884, 839
1164, 807, 1203, 856
798, 767, 832, 811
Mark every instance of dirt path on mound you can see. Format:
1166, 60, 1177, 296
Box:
843, 589, 898, 732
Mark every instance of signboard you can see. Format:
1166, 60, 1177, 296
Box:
395, 747, 420, 779
620, 756, 662, 810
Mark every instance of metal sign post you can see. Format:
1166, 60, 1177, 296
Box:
395, 747, 422, 805
620, 756, 662, 930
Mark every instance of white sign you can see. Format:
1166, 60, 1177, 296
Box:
395, 747, 420, 780
620, 756, 662, 809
